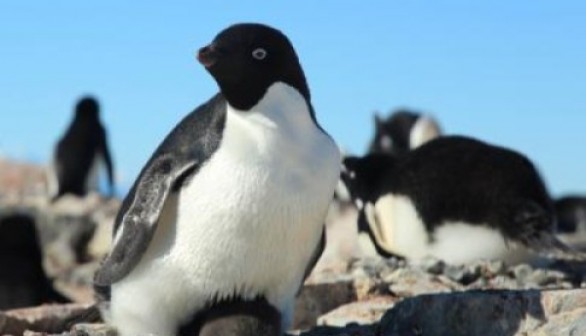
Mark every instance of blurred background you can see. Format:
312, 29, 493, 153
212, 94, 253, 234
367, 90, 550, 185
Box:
1, 1, 585, 197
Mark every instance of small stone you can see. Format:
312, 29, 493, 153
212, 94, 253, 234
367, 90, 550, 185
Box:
486, 260, 506, 276
490, 275, 519, 289
527, 269, 551, 287
512, 264, 533, 282
71, 323, 118, 336
444, 264, 467, 283
419, 257, 445, 275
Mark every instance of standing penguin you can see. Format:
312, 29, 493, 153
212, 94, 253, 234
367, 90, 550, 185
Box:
93, 23, 341, 336
368, 110, 442, 156
49, 96, 115, 200
342, 136, 583, 264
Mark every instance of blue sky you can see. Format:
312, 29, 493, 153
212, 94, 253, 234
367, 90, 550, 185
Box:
1, 2, 585, 197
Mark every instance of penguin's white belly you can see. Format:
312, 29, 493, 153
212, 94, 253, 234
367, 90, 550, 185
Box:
110, 83, 341, 335
372, 194, 532, 264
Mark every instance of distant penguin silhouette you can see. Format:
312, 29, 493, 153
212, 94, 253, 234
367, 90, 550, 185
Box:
49, 97, 114, 200
0, 214, 68, 310
342, 136, 585, 264
369, 110, 442, 156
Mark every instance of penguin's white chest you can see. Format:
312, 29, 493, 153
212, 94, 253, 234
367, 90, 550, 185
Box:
110, 83, 341, 335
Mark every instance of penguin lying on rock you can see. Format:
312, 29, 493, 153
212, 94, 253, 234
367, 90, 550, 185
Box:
93, 23, 340, 336
341, 135, 585, 265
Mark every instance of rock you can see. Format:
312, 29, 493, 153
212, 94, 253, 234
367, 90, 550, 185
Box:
486, 260, 507, 276
294, 276, 358, 330
294, 324, 375, 336
418, 257, 445, 275
385, 268, 453, 297
378, 288, 586, 336
0, 158, 48, 201
317, 296, 396, 327
70, 323, 117, 336
2, 304, 92, 335
512, 263, 534, 283
443, 264, 480, 285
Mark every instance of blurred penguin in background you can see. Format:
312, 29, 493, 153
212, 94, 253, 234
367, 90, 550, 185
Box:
555, 196, 586, 234
49, 96, 115, 201
341, 136, 585, 265
368, 110, 442, 156
0, 214, 68, 310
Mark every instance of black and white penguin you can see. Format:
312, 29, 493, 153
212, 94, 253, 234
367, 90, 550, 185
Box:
368, 110, 442, 156
93, 23, 340, 336
0, 214, 68, 310
49, 96, 115, 200
341, 135, 583, 264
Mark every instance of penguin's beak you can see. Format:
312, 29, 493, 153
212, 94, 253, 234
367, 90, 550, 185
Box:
197, 44, 219, 68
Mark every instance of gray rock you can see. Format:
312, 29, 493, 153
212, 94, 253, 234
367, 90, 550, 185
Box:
418, 257, 445, 275
1, 304, 92, 335
512, 263, 534, 282
70, 323, 118, 336
486, 260, 507, 276
378, 289, 586, 336
317, 296, 396, 327
294, 277, 358, 330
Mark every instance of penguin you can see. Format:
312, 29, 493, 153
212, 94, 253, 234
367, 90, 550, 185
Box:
93, 23, 341, 336
368, 110, 442, 156
341, 135, 584, 265
0, 213, 68, 310
554, 196, 586, 234
49, 96, 115, 200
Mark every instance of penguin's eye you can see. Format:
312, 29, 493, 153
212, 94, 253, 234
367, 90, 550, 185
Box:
252, 48, 267, 60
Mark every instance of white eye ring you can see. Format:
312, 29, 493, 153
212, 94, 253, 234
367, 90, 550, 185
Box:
252, 48, 267, 60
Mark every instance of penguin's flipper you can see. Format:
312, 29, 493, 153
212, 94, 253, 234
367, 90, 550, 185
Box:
360, 204, 404, 259
94, 156, 198, 286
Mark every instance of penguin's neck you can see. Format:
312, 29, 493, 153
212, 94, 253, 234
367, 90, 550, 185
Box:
226, 82, 314, 133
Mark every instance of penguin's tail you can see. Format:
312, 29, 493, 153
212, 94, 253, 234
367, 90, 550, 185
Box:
512, 201, 586, 262
522, 230, 586, 262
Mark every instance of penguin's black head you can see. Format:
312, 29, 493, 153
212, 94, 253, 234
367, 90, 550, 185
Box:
369, 110, 420, 156
75, 96, 100, 120
369, 110, 442, 156
197, 23, 310, 111
340, 154, 396, 209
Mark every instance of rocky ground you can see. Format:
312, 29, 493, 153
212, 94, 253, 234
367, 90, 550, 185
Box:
1, 159, 586, 336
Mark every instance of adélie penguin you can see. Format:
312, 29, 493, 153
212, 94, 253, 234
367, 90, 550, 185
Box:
368, 110, 442, 156
341, 135, 585, 265
93, 23, 341, 336
49, 96, 115, 201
